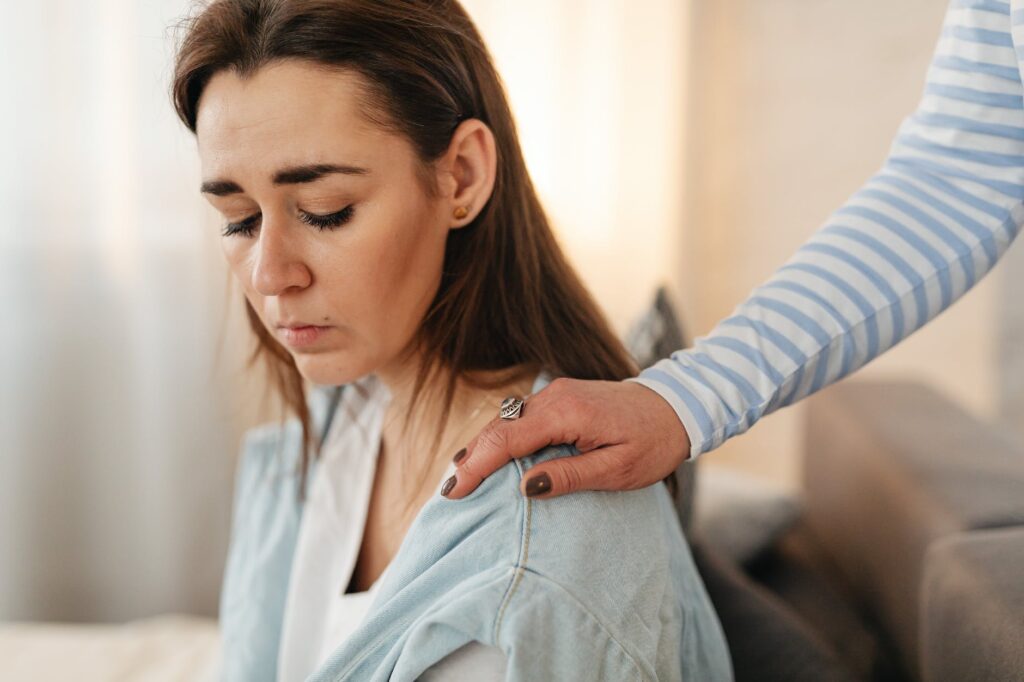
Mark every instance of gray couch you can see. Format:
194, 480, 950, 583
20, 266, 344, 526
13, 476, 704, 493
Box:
701, 380, 1024, 681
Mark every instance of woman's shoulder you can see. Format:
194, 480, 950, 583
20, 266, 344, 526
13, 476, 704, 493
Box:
499, 444, 690, 618
400, 439, 684, 584
486, 445, 730, 679
354, 442, 725, 680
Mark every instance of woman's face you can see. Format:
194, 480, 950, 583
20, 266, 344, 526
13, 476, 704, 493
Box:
196, 60, 464, 386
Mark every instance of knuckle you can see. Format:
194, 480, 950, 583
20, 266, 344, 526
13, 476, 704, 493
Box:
476, 424, 508, 453
564, 465, 584, 494
552, 464, 583, 494
458, 455, 479, 479
542, 377, 589, 427
462, 426, 508, 478
548, 376, 573, 395
614, 449, 644, 489
550, 376, 580, 403
554, 387, 584, 421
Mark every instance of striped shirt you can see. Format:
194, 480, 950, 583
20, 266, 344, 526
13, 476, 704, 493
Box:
628, 0, 1024, 459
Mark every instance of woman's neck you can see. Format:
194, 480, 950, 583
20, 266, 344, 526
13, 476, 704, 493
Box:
345, 355, 538, 593
376, 346, 537, 432
374, 352, 540, 493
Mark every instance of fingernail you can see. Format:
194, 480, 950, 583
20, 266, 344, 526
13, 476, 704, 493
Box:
440, 474, 457, 497
452, 447, 467, 464
524, 472, 551, 497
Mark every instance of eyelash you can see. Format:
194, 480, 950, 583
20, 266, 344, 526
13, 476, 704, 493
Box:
221, 205, 356, 237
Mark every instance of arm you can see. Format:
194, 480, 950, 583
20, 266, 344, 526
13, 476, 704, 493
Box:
446, 0, 1024, 501
629, 0, 1024, 459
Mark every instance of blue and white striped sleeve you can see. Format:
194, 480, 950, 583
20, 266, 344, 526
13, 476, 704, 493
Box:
627, 0, 1024, 460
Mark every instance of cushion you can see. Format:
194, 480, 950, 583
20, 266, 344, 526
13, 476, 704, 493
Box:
692, 541, 858, 682
692, 467, 802, 565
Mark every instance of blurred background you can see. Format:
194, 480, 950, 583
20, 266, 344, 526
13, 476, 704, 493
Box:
1, 0, 1021, 662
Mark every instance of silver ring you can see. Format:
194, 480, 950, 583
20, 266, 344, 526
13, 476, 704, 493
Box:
500, 396, 525, 420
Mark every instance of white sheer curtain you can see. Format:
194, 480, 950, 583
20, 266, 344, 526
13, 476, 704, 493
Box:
0, 1, 263, 622
0, 0, 689, 622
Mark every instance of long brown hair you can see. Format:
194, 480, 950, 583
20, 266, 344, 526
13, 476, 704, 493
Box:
172, 0, 671, 502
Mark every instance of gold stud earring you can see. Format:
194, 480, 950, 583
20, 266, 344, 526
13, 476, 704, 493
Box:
453, 205, 469, 220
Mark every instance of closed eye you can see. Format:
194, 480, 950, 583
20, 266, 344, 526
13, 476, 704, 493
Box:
221, 205, 356, 237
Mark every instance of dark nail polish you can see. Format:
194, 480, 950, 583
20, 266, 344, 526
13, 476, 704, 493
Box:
440, 474, 457, 497
452, 447, 467, 464
525, 472, 551, 497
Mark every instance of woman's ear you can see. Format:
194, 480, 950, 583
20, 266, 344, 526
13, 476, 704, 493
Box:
441, 119, 497, 228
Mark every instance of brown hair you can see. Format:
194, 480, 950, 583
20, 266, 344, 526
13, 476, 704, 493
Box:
172, 0, 674, 502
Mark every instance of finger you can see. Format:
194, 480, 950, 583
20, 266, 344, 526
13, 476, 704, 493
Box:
520, 445, 643, 500
442, 415, 560, 500
443, 386, 580, 500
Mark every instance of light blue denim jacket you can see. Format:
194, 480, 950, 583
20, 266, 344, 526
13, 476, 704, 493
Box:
219, 370, 734, 681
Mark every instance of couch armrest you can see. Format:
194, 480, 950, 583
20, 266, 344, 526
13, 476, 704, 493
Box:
921, 528, 1024, 682
803, 380, 1024, 678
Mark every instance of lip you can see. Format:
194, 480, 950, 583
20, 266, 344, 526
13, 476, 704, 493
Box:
277, 324, 333, 348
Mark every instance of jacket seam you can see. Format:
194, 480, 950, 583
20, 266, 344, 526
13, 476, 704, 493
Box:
490, 449, 645, 678
492, 474, 532, 643
331, 454, 538, 678
511, 567, 647, 678
333, 455, 534, 677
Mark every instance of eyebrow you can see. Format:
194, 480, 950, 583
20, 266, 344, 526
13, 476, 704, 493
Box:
200, 162, 371, 196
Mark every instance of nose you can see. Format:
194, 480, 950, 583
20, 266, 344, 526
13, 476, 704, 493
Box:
250, 216, 312, 296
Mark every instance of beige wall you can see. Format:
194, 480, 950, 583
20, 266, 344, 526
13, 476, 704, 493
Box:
683, 0, 1021, 487
460, 0, 691, 335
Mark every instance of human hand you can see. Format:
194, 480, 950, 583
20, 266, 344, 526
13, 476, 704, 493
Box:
441, 378, 691, 500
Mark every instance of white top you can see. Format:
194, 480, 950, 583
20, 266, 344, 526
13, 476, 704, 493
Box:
277, 372, 507, 681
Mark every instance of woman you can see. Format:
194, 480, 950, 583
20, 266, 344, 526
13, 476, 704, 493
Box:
172, 0, 733, 680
